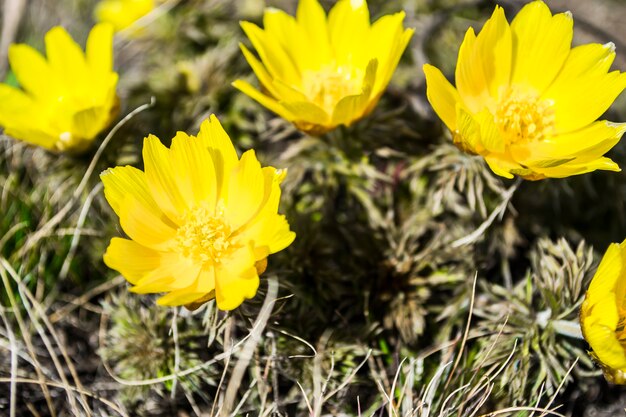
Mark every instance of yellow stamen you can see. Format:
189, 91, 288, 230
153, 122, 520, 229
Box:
176, 205, 236, 265
301, 65, 363, 114
495, 89, 555, 145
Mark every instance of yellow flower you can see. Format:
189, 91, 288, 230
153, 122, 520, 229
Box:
101, 115, 296, 311
0, 24, 118, 153
95, 0, 155, 33
424, 1, 626, 180
233, 0, 414, 135
581, 239, 626, 384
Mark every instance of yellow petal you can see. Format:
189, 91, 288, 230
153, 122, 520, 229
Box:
119, 197, 178, 251
271, 78, 310, 102
331, 59, 377, 126
100, 165, 159, 218
281, 101, 330, 125
45, 26, 88, 90
262, 9, 312, 72
455, 28, 488, 113
369, 12, 412, 96
240, 21, 300, 84
239, 43, 281, 98
86, 23, 114, 75
129, 276, 175, 294
157, 267, 217, 306
170, 131, 217, 211
72, 105, 109, 141
8, 44, 59, 98
553, 43, 616, 81
296, 0, 331, 66
586, 243, 624, 304
476, 109, 504, 153
0, 85, 37, 132
226, 150, 266, 229
473, 6, 512, 101
142, 134, 188, 223
423, 64, 461, 132
157, 291, 205, 306
532, 157, 620, 178
456, 6, 512, 112
543, 45, 626, 133
483, 154, 517, 179
251, 214, 296, 254
510, 121, 626, 163
454, 105, 484, 154
237, 166, 282, 232
2, 125, 58, 150
215, 246, 259, 310
237, 169, 295, 254
103, 237, 161, 284
132, 254, 200, 293
510, 1, 573, 93
582, 296, 625, 371
232, 79, 295, 122
267, 215, 296, 253
94, 0, 154, 33
328, 0, 371, 67
581, 241, 626, 370
197, 114, 241, 199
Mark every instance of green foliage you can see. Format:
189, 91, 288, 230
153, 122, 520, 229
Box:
1, 0, 624, 416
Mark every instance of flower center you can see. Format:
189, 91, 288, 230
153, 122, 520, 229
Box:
176, 205, 235, 265
301, 65, 363, 114
495, 89, 555, 145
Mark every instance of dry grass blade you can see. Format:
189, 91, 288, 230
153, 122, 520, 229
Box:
1, 257, 90, 415
49, 275, 126, 324
17, 98, 155, 257
222, 277, 278, 416
0, 261, 57, 416
0, 0, 26, 78
0, 377, 129, 416
0, 304, 18, 417
59, 182, 103, 280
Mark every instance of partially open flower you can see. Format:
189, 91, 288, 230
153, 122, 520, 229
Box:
95, 0, 155, 34
424, 1, 626, 180
101, 115, 295, 311
581, 239, 626, 384
0, 24, 119, 153
233, 0, 414, 135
